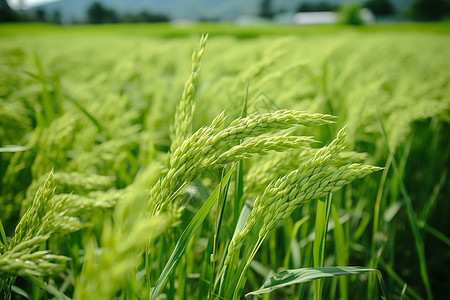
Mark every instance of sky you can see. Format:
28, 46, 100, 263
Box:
8, 0, 59, 9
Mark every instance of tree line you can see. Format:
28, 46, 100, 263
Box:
1, 0, 450, 24
259, 0, 450, 22
0, 1, 169, 24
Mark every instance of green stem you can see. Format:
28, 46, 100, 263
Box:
377, 114, 433, 300
314, 195, 332, 300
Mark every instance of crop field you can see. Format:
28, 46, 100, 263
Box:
0, 23, 449, 299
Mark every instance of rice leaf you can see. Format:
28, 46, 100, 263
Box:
245, 266, 386, 298
331, 201, 348, 299
0, 218, 7, 247
234, 79, 249, 226
313, 194, 332, 300
27, 276, 71, 300
0, 145, 29, 153
11, 285, 30, 299
400, 284, 408, 300
210, 168, 232, 298
377, 113, 433, 300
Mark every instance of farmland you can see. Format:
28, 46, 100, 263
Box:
1, 23, 449, 299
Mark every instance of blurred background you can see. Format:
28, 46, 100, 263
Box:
2, 0, 450, 25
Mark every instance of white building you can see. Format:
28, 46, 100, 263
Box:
294, 12, 338, 25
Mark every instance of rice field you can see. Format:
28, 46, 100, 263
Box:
0, 23, 449, 299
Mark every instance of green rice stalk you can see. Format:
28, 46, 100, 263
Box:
150, 110, 334, 213
220, 128, 380, 298
313, 194, 332, 300
171, 34, 208, 153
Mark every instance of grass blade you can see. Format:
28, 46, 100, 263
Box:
379, 259, 423, 300
233, 77, 249, 226
0, 145, 29, 153
313, 194, 332, 300
27, 276, 71, 300
331, 201, 348, 299
0, 218, 7, 247
210, 169, 232, 297
245, 266, 385, 298
400, 284, 408, 300
377, 114, 433, 300
149, 165, 235, 300
34, 53, 54, 127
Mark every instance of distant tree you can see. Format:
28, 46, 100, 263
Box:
87, 2, 118, 24
365, 0, 394, 16
297, 2, 338, 12
409, 0, 447, 21
35, 9, 46, 22
122, 11, 169, 23
87, 2, 104, 24
51, 10, 61, 24
259, 0, 274, 19
0, 0, 21, 22
339, 4, 364, 25
106, 10, 119, 23
198, 15, 219, 22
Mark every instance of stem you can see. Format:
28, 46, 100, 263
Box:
232, 235, 266, 300
377, 114, 433, 300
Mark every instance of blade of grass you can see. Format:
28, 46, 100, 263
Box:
149, 165, 235, 300
0, 218, 8, 247
314, 194, 332, 300
213, 203, 252, 297
417, 219, 450, 247
199, 236, 214, 299
233, 77, 249, 227
400, 284, 408, 300
331, 202, 348, 300
34, 53, 54, 127
377, 114, 433, 300
234, 162, 244, 227
379, 259, 423, 300
11, 285, 30, 299
231, 231, 266, 300
210, 168, 232, 298
27, 276, 71, 300
245, 266, 386, 298
283, 216, 310, 269
369, 154, 392, 300
0, 145, 29, 153
220, 206, 263, 299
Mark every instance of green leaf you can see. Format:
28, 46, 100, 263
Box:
0, 145, 29, 153
11, 285, 30, 299
377, 114, 433, 300
313, 194, 332, 300
0, 218, 8, 247
331, 201, 348, 299
149, 165, 235, 300
27, 276, 71, 300
246, 266, 386, 298
233, 78, 249, 226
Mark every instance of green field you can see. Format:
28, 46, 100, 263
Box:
1, 23, 449, 299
